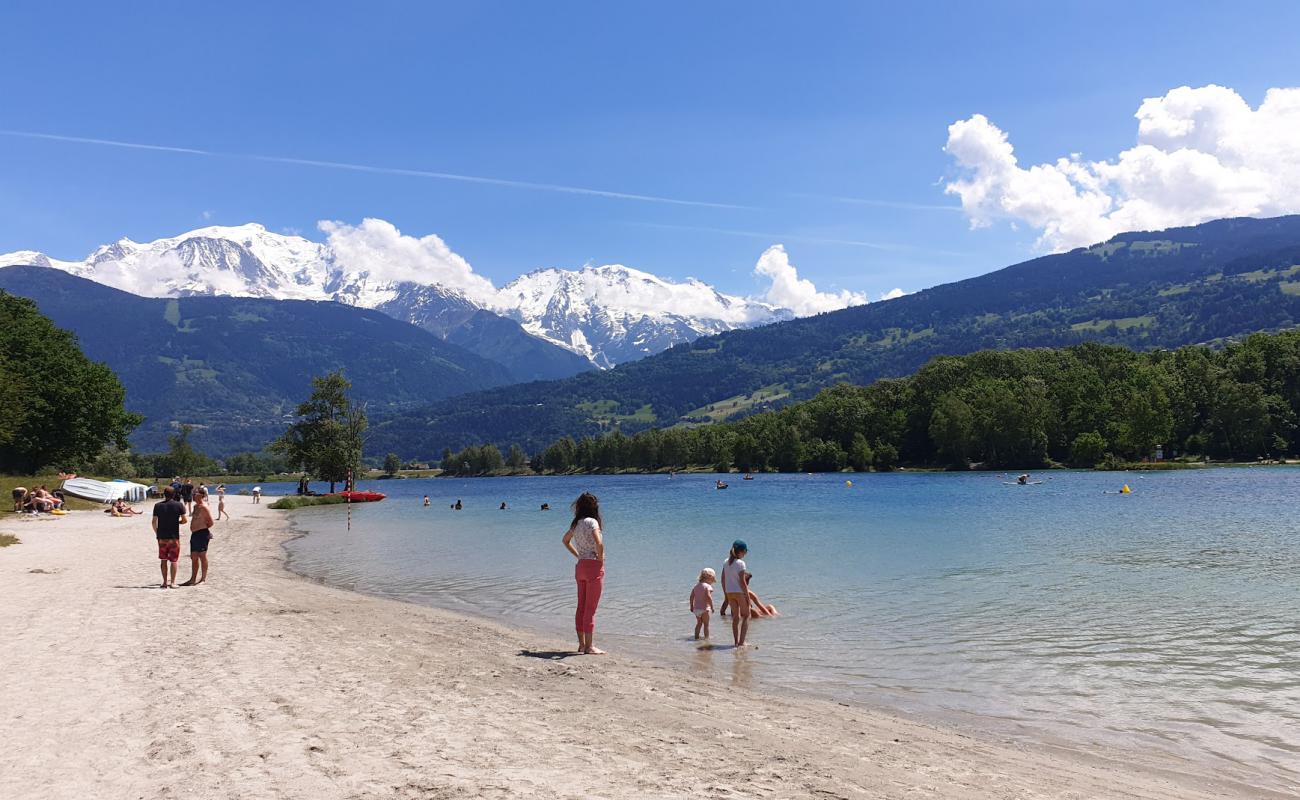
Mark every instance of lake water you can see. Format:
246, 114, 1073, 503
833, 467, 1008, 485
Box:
234, 469, 1300, 788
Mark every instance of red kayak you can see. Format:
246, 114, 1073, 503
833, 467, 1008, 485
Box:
332, 491, 386, 503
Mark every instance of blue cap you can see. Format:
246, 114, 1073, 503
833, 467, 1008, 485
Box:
732, 539, 748, 553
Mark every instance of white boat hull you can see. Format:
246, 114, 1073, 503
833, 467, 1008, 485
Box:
60, 478, 150, 504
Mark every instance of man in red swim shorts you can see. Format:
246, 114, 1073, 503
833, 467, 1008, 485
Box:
151, 486, 187, 589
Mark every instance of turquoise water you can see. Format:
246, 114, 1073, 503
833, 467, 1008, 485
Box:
246, 469, 1300, 786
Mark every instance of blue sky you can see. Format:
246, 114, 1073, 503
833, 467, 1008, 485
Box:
2, 2, 1298, 299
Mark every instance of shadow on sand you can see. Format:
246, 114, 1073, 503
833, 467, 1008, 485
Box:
517, 649, 581, 660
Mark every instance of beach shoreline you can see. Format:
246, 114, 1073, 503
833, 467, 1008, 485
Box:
0, 502, 1289, 799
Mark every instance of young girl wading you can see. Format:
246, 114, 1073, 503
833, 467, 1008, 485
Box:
722, 540, 751, 647
562, 492, 606, 655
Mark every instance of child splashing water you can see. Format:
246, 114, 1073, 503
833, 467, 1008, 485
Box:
690, 568, 716, 640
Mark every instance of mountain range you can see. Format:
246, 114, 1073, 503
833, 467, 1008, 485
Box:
0, 266, 517, 455
366, 215, 1300, 457
0, 223, 793, 373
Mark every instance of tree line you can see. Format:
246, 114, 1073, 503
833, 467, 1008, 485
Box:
0, 292, 141, 473
520, 332, 1300, 473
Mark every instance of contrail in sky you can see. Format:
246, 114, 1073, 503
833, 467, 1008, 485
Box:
0, 129, 751, 210
789, 191, 964, 213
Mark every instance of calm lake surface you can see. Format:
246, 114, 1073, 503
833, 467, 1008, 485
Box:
237, 468, 1300, 787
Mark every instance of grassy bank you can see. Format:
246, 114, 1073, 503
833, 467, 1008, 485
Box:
0, 534, 19, 547
268, 495, 349, 510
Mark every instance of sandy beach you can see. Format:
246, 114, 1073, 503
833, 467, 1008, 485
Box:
0, 502, 1284, 800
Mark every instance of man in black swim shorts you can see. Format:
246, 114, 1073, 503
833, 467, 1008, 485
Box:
180, 487, 216, 586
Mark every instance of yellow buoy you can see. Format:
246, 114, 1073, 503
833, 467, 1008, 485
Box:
1120, 484, 1131, 494
845, 480, 853, 487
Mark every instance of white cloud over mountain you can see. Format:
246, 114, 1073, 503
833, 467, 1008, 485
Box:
753, 244, 868, 316
944, 84, 1300, 251
319, 218, 497, 304
0, 220, 871, 368
316, 220, 868, 318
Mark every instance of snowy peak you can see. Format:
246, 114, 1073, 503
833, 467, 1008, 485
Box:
19, 224, 333, 301
0, 249, 89, 275
0, 223, 816, 369
492, 264, 788, 368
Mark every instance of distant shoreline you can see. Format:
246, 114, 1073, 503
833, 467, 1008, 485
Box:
426, 459, 1298, 478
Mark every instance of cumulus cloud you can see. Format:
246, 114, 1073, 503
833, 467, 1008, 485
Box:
944, 85, 1300, 251
879, 288, 906, 301
753, 244, 868, 316
318, 218, 497, 303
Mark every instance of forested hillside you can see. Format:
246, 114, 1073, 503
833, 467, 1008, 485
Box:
0, 267, 516, 456
370, 215, 1300, 458
516, 331, 1300, 473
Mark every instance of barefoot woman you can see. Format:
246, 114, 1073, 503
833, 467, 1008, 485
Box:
562, 492, 606, 655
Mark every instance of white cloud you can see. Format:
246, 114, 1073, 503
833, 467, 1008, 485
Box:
318, 218, 497, 304
201, 210, 213, 220
752, 244, 868, 316
879, 288, 906, 301
944, 85, 1300, 251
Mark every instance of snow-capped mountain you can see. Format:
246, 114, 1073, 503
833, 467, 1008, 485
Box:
0, 223, 804, 369
493, 266, 789, 368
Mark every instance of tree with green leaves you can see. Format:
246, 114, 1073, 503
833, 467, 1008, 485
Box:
847, 433, 874, 472
383, 452, 402, 477
505, 445, 529, 471
272, 371, 367, 492
1070, 431, 1108, 467
0, 291, 141, 473
157, 425, 217, 477
88, 446, 136, 480
929, 393, 976, 468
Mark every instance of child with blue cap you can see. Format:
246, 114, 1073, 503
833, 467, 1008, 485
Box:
720, 539, 750, 647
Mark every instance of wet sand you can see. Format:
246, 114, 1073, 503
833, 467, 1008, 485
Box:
0, 502, 1284, 799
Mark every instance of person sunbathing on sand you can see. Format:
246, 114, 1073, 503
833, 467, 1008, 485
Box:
105, 499, 140, 516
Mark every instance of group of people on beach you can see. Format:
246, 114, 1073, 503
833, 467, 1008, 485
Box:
150, 481, 227, 588
11, 485, 65, 514
560, 492, 779, 655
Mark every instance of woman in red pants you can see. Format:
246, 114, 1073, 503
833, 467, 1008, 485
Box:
562, 492, 606, 655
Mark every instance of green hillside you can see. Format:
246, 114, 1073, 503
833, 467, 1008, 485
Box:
369, 215, 1300, 458
0, 267, 515, 456
525, 331, 1300, 473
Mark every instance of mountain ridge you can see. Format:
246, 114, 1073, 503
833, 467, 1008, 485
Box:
0, 222, 819, 371
0, 224, 592, 383
366, 215, 1300, 458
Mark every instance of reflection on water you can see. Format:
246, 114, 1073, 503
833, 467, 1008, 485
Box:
254, 468, 1300, 789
